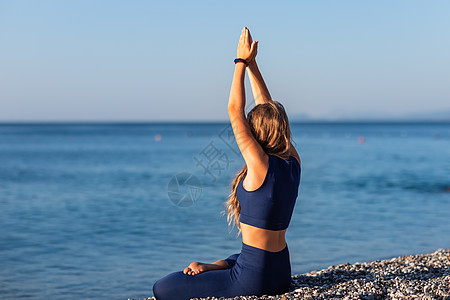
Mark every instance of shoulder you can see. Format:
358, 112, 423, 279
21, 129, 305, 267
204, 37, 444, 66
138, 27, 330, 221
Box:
289, 155, 301, 168
286, 155, 301, 178
288, 142, 301, 168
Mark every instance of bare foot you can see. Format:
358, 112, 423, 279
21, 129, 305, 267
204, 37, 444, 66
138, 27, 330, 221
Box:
183, 260, 228, 276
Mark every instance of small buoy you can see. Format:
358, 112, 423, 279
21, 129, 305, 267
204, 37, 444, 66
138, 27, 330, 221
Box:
155, 134, 162, 142
358, 136, 365, 144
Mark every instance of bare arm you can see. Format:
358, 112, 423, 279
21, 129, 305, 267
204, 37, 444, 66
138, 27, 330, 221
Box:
244, 30, 272, 105
247, 60, 272, 105
246, 29, 300, 164
227, 63, 247, 111
228, 27, 267, 171
228, 62, 263, 161
228, 27, 257, 111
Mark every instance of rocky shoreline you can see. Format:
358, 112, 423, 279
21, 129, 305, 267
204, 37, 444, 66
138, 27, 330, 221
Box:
140, 249, 450, 300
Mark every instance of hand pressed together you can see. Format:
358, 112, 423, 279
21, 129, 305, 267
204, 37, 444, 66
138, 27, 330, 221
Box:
237, 27, 258, 63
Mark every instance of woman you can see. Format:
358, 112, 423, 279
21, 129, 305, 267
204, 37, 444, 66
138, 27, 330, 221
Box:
152, 27, 301, 300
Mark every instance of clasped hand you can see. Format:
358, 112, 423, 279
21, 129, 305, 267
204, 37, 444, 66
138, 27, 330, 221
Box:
237, 27, 258, 63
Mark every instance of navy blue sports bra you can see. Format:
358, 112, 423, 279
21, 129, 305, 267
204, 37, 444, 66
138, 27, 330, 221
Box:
236, 155, 301, 231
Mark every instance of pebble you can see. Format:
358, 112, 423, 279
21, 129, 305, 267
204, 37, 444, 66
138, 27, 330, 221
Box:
133, 248, 450, 300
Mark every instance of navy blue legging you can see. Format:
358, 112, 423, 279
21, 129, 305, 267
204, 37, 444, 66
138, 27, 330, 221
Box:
152, 242, 291, 300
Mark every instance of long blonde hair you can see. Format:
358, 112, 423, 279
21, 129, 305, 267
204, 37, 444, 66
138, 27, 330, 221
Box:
223, 101, 293, 235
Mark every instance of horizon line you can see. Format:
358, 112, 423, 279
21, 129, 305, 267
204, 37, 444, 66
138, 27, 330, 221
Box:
0, 119, 449, 125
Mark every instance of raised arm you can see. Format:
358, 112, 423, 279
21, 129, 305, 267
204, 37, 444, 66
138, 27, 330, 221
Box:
228, 27, 267, 169
246, 30, 272, 105
228, 28, 257, 111
227, 59, 247, 112
247, 61, 272, 105
246, 29, 300, 165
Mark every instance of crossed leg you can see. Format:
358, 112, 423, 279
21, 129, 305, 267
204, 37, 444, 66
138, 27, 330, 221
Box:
153, 253, 243, 300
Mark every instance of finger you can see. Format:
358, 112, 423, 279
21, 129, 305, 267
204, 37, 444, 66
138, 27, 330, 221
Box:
238, 35, 243, 47
250, 41, 257, 53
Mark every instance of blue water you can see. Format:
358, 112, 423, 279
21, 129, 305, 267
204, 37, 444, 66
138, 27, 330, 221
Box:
0, 122, 449, 299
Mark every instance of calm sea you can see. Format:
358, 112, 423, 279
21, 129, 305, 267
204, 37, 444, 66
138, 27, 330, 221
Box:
0, 122, 449, 299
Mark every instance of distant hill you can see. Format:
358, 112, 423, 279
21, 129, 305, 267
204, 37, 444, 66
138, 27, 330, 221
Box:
405, 110, 450, 121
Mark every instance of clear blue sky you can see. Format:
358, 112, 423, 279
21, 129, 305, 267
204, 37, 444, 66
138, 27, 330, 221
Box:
1, 0, 449, 121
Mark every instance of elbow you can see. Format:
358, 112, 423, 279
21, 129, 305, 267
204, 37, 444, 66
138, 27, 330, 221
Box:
227, 96, 245, 113
227, 104, 244, 115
